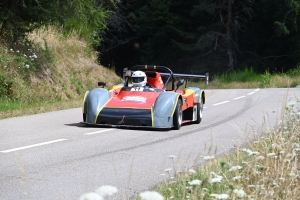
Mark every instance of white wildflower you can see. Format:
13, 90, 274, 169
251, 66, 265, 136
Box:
242, 148, 260, 156
96, 185, 118, 197
289, 172, 296, 177
248, 184, 265, 189
233, 188, 247, 197
16, 50, 19, 53
10, 48, 14, 52
32, 53, 38, 58
232, 176, 242, 181
211, 176, 223, 183
272, 180, 278, 186
210, 193, 229, 199
287, 101, 297, 107
25, 64, 30, 68
257, 156, 265, 160
267, 153, 276, 157
202, 188, 209, 191
188, 169, 196, 174
165, 168, 172, 172
139, 191, 164, 200
203, 155, 215, 160
229, 165, 242, 172
188, 179, 202, 185
79, 192, 103, 200
210, 172, 223, 183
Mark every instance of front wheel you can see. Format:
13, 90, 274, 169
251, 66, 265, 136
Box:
173, 99, 182, 130
194, 99, 203, 124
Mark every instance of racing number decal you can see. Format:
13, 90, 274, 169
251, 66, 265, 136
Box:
130, 87, 144, 91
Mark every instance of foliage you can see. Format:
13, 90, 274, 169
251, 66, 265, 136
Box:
215, 68, 261, 83
0, 74, 12, 98
99, 0, 300, 77
153, 99, 300, 200
0, 0, 110, 46
287, 63, 300, 77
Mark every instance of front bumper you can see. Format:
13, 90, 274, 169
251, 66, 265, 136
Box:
80, 121, 172, 129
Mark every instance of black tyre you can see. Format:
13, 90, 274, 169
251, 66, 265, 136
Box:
173, 99, 182, 130
83, 113, 86, 122
194, 99, 203, 124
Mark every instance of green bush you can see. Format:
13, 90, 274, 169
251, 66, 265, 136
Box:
287, 63, 300, 77
0, 74, 12, 98
216, 67, 261, 83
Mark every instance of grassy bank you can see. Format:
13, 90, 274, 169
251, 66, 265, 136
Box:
0, 26, 121, 119
150, 100, 300, 200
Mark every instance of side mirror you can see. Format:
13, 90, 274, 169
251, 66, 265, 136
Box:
125, 70, 132, 77
175, 79, 184, 91
98, 82, 106, 88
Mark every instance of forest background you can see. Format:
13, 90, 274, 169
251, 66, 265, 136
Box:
2, 0, 300, 75
0, 0, 300, 113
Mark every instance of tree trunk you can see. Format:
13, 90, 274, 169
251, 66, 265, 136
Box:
225, 0, 234, 72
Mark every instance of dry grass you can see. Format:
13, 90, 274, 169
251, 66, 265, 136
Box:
0, 26, 122, 119
150, 99, 300, 200
26, 26, 121, 100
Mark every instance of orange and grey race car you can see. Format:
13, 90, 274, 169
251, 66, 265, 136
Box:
81, 65, 206, 130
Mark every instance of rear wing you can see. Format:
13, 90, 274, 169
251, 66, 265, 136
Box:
123, 65, 209, 89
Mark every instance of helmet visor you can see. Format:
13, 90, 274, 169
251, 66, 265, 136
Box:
132, 77, 145, 83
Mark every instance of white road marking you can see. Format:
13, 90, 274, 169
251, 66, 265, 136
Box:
254, 88, 260, 92
0, 139, 67, 153
213, 101, 230, 106
234, 96, 246, 100
247, 92, 255, 95
85, 129, 114, 135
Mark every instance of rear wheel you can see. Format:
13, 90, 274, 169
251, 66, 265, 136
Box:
173, 99, 182, 130
194, 99, 203, 124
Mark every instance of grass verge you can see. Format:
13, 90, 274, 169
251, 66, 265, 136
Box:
136, 99, 300, 200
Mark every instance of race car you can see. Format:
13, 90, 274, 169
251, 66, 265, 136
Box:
81, 65, 206, 130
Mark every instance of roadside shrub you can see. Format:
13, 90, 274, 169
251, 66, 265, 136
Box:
216, 67, 261, 83
287, 63, 300, 77
0, 74, 12, 98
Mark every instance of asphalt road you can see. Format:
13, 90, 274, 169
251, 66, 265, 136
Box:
0, 88, 299, 200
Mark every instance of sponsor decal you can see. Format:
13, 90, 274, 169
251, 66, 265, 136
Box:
130, 87, 144, 91
121, 96, 147, 103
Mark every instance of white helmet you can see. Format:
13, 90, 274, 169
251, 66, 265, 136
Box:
132, 70, 147, 87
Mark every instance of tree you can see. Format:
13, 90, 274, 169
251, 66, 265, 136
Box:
0, 0, 110, 45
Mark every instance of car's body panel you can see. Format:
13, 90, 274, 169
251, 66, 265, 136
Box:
153, 92, 180, 128
84, 88, 111, 124
81, 65, 206, 129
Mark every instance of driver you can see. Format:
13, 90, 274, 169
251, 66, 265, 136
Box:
132, 70, 147, 87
